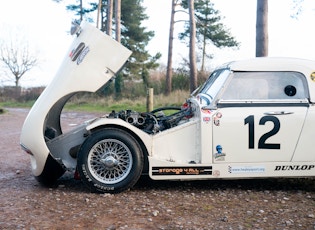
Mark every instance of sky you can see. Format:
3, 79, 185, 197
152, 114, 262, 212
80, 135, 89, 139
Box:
0, 0, 314, 87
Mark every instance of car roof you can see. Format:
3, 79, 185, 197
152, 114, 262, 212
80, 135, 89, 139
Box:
223, 57, 315, 72
219, 57, 315, 103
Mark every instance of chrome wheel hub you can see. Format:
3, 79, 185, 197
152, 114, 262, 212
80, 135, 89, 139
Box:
87, 139, 132, 184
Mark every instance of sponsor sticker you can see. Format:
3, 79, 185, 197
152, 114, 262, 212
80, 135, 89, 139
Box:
216, 112, 222, 118
228, 165, 265, 174
213, 112, 222, 126
69, 42, 85, 61
213, 170, 220, 177
152, 166, 212, 176
202, 109, 212, 123
214, 145, 226, 161
77, 46, 90, 65
274, 165, 315, 171
201, 109, 212, 114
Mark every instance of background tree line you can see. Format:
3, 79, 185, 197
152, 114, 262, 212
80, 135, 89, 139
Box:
64, 0, 239, 96
0, 0, 306, 101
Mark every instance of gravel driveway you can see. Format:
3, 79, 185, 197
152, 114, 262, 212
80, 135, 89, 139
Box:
0, 108, 315, 229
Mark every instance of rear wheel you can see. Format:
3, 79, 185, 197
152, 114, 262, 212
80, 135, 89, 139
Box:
77, 128, 143, 193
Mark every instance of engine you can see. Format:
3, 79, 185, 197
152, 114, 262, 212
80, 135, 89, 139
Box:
107, 102, 194, 134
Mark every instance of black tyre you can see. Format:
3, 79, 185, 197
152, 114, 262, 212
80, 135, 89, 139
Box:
77, 128, 143, 193
36, 154, 65, 185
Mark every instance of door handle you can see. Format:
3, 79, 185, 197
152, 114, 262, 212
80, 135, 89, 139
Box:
264, 111, 293, 115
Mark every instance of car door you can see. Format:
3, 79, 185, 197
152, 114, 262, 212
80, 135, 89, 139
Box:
211, 71, 309, 163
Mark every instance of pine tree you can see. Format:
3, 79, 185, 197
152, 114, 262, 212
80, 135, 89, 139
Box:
65, 0, 160, 80
180, 0, 239, 72
120, 0, 160, 79
66, 0, 97, 23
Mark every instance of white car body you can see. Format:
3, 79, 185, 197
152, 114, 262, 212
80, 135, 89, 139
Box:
20, 22, 315, 193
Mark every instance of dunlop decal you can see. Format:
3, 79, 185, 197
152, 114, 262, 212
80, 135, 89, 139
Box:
152, 166, 212, 176
274, 165, 315, 171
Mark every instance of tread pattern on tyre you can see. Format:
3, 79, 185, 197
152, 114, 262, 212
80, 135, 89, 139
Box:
77, 128, 144, 193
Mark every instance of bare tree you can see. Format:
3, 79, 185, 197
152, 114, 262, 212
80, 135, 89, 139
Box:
188, 0, 197, 92
0, 34, 37, 88
256, 0, 268, 57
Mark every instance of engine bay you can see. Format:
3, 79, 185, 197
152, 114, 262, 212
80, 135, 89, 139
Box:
107, 101, 195, 134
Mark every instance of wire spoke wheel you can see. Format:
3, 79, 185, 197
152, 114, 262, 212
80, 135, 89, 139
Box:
77, 128, 143, 193
88, 139, 132, 184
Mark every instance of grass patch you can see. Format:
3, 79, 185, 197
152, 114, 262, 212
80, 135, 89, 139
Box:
65, 90, 190, 113
0, 90, 191, 113
0, 100, 35, 108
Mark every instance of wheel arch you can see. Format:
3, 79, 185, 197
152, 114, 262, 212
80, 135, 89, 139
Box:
88, 124, 150, 174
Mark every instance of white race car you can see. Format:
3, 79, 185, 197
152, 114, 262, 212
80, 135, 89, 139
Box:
20, 22, 315, 193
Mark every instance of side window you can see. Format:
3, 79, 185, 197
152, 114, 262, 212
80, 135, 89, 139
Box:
221, 72, 308, 100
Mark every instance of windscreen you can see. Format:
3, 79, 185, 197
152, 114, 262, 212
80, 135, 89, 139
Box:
197, 69, 230, 99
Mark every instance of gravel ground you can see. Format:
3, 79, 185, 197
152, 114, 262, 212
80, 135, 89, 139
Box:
0, 108, 315, 230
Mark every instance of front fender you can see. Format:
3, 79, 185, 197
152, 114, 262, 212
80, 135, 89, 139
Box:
86, 117, 153, 156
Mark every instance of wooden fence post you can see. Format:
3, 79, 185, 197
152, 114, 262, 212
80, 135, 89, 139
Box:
146, 88, 153, 112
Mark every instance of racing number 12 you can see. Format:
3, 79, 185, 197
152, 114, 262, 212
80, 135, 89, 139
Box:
244, 115, 281, 149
